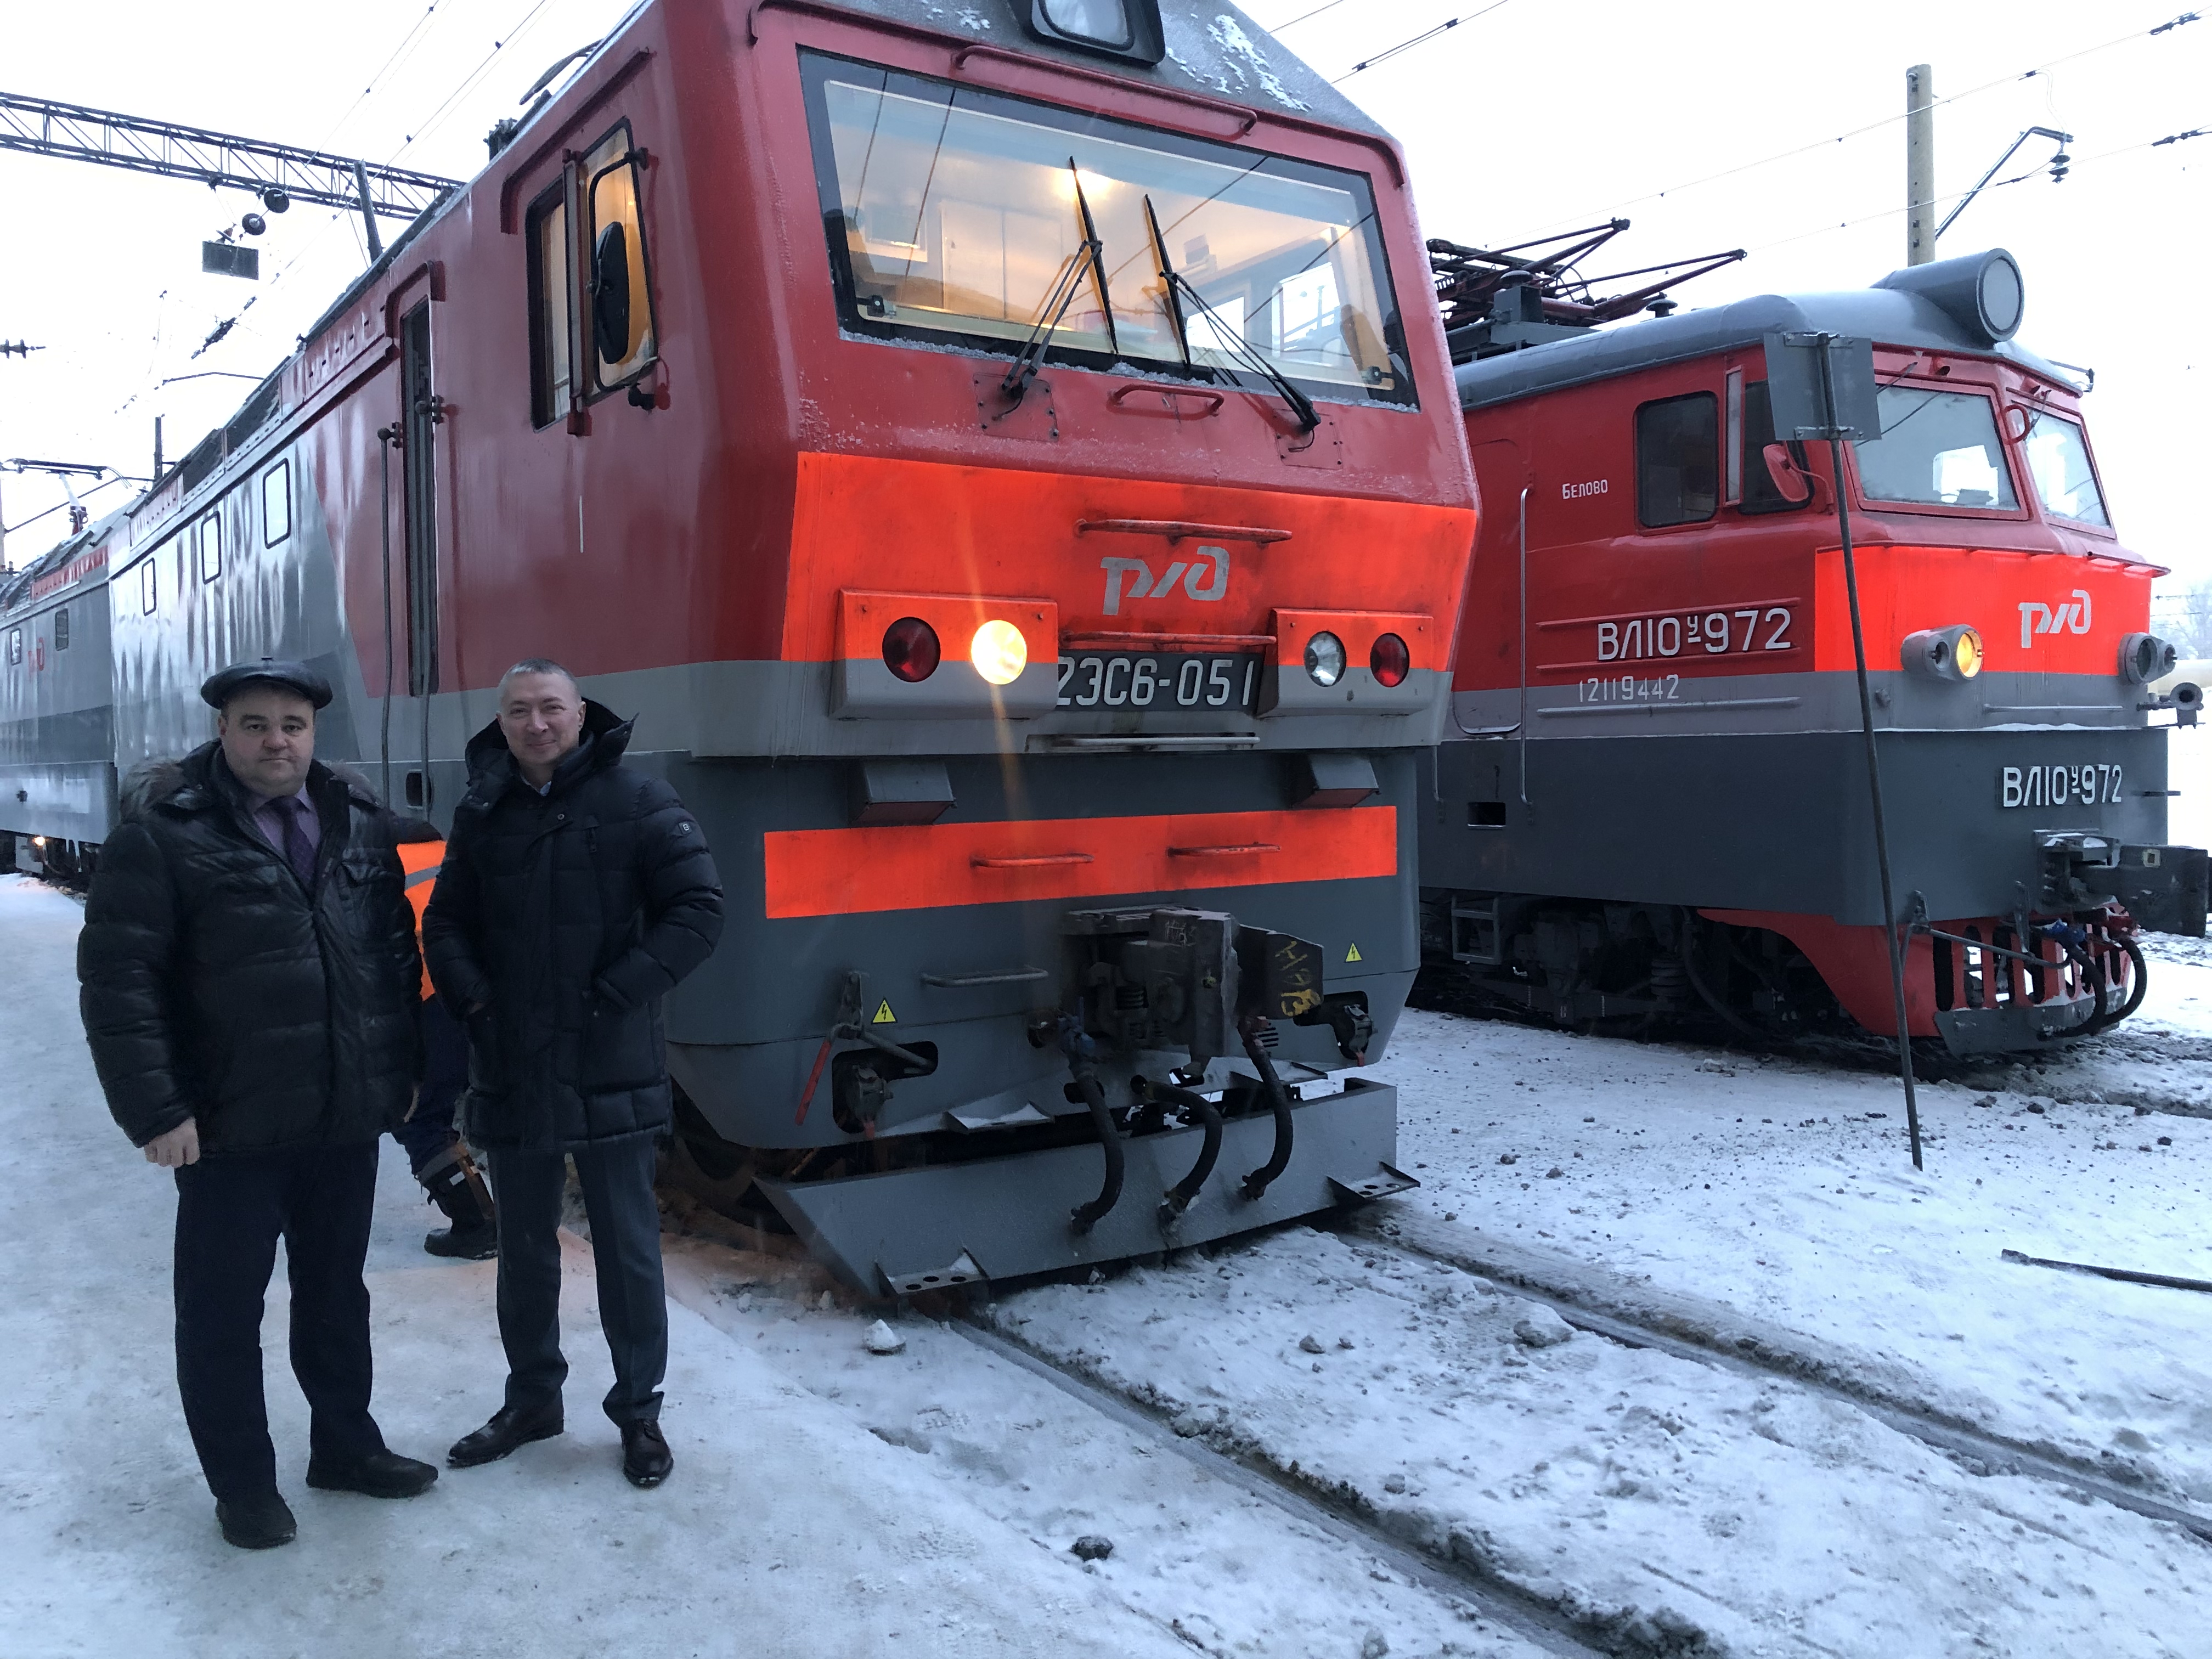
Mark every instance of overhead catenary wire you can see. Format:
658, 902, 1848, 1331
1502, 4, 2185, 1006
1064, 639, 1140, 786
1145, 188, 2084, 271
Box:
1743, 115, 2210, 256
1530, 10, 2202, 235
1331, 1, 1511, 82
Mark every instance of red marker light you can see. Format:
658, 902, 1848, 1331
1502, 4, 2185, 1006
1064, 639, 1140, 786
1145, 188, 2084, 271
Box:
1370, 633, 1410, 687
882, 617, 940, 682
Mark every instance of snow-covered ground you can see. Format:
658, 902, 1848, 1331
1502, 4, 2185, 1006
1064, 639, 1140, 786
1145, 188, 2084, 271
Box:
4, 868, 2208, 1659
0, 874, 1470, 1659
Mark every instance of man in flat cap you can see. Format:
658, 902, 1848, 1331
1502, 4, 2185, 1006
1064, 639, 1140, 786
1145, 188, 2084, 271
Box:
78, 659, 439, 1549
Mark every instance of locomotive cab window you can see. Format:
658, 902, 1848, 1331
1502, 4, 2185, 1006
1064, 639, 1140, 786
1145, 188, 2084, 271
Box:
584, 125, 657, 397
199, 514, 222, 583
1853, 386, 2018, 510
53, 607, 69, 651
800, 52, 1415, 410
139, 560, 156, 615
1635, 393, 1719, 527
5, 628, 18, 667
2021, 408, 2109, 527
526, 184, 573, 427
262, 460, 291, 545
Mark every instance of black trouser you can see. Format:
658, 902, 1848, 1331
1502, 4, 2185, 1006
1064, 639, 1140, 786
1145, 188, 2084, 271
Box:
173, 1141, 385, 1502
392, 995, 469, 1176
484, 1137, 665, 1426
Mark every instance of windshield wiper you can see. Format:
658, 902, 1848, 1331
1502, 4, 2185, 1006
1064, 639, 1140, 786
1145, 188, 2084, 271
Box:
1002, 159, 1116, 407
1143, 194, 1319, 435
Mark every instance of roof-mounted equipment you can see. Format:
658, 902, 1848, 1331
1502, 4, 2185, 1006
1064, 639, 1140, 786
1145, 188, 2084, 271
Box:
1022, 0, 1167, 66
1873, 248, 2024, 345
1429, 221, 1746, 364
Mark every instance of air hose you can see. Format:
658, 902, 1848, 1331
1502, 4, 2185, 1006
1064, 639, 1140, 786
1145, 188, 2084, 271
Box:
1141, 1080, 1224, 1223
1237, 1018, 1295, 1201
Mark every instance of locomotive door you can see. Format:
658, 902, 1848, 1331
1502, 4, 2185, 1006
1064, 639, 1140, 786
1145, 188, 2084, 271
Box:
399, 300, 441, 809
1458, 439, 1527, 764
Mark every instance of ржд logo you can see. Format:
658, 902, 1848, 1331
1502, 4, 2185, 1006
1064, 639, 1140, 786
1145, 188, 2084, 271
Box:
2019, 588, 2092, 649
1100, 545, 1229, 616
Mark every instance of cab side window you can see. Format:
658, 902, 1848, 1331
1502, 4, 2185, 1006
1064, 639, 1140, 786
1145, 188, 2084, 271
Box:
582, 125, 658, 396
54, 607, 70, 651
1636, 393, 1719, 528
526, 183, 573, 428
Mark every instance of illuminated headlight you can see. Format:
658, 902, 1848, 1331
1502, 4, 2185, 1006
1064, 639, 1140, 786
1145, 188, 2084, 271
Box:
2119, 632, 2177, 685
30, 836, 45, 848
1304, 631, 1346, 687
1902, 624, 1983, 682
969, 619, 1028, 687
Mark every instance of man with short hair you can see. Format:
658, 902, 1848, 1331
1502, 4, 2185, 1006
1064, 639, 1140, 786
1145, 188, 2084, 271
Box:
425, 659, 721, 1488
78, 659, 438, 1550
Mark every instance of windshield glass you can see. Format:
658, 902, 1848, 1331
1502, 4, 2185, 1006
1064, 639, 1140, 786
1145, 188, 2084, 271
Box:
2021, 408, 2109, 526
1853, 386, 2018, 510
800, 52, 1414, 409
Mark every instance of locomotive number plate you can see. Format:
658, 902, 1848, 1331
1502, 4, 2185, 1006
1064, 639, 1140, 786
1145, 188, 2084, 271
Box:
2000, 763, 2124, 809
1056, 652, 1261, 712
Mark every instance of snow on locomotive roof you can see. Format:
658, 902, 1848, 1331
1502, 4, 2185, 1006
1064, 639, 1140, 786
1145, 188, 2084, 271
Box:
823, 2, 1381, 133
1456, 256, 2072, 414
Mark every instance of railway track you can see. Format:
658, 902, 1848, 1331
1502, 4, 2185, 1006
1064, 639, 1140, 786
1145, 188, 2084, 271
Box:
950, 1315, 1612, 1659
1334, 1209, 2212, 1545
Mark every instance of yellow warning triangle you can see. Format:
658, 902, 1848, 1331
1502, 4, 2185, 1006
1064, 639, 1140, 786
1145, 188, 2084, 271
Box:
1345, 943, 1362, 963
872, 1000, 897, 1024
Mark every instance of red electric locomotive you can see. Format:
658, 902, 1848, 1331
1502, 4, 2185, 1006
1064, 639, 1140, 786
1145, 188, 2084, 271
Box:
48, 0, 1476, 1289
1419, 246, 2205, 1055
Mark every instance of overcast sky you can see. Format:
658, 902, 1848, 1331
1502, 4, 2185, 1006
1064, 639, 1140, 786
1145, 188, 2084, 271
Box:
2, 0, 2205, 582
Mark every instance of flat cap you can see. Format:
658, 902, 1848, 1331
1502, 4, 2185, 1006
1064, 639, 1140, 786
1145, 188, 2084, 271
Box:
200, 657, 333, 711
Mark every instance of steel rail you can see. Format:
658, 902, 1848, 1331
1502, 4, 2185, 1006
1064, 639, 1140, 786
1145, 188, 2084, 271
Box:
949, 1316, 1610, 1658
1343, 1214, 2212, 1544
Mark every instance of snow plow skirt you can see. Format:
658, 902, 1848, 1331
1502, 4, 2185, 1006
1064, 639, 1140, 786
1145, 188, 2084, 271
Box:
1932, 997, 2098, 1056
757, 1078, 1402, 1295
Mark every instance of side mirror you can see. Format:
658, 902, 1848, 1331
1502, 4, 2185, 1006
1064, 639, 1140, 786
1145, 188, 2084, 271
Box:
591, 219, 632, 366
1762, 442, 1813, 506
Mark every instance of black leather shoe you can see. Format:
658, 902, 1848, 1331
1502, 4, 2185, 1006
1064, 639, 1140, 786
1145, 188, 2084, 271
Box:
216, 1490, 297, 1549
621, 1420, 673, 1488
447, 1402, 564, 1468
306, 1447, 439, 1498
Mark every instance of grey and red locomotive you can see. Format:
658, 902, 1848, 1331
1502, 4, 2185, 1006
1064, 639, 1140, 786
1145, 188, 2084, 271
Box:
1418, 240, 2205, 1055
1, 0, 1478, 1289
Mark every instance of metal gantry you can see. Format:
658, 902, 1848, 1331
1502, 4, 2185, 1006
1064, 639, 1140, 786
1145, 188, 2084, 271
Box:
0, 91, 459, 219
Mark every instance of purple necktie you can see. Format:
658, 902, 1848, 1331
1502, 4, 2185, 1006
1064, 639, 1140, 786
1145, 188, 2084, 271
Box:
279, 797, 318, 889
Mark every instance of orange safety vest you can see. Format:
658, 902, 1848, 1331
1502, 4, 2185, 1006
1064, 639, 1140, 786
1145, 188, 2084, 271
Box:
398, 838, 442, 1001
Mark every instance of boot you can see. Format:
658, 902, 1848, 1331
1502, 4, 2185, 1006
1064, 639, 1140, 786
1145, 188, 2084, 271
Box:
418, 1143, 498, 1260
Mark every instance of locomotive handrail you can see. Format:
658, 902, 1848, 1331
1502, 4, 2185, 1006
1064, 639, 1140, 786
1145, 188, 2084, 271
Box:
921, 966, 1049, 987
970, 852, 1093, 868
1074, 520, 1293, 544
1107, 384, 1225, 415
1167, 843, 1280, 857
1061, 630, 1276, 651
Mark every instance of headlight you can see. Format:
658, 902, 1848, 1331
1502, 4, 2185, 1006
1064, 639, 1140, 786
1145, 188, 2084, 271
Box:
969, 619, 1028, 687
1304, 631, 1345, 687
1902, 624, 1982, 682
2119, 633, 2177, 685
1369, 633, 1410, 688
881, 617, 941, 683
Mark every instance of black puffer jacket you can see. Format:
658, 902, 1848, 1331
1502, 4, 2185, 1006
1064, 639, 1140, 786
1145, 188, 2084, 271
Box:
422, 702, 723, 1151
78, 744, 421, 1152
